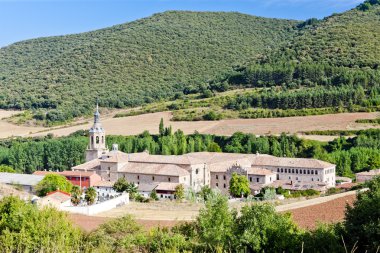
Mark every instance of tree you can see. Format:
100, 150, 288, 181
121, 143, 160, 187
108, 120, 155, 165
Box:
159, 118, 165, 136
85, 187, 97, 205
70, 185, 82, 206
229, 172, 250, 197
174, 184, 185, 201
150, 190, 159, 201
197, 193, 235, 251
35, 174, 73, 197
0, 165, 15, 173
344, 176, 380, 252
198, 185, 212, 201
235, 204, 301, 252
0, 196, 83, 252
113, 177, 129, 193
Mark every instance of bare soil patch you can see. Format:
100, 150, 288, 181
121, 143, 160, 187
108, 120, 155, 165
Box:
30, 111, 380, 138
68, 214, 180, 232
285, 194, 356, 229
1, 110, 378, 140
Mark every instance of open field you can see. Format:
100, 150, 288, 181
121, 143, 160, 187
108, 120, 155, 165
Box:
0, 109, 378, 140
287, 194, 355, 229
68, 191, 357, 232
0, 110, 45, 138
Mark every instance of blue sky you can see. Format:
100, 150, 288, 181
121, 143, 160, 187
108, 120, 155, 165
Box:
0, 0, 363, 48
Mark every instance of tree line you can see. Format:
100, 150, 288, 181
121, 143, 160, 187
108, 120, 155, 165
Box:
225, 86, 367, 111
0, 126, 379, 177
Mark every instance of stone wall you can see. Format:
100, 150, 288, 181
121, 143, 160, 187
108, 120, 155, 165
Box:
60, 193, 129, 216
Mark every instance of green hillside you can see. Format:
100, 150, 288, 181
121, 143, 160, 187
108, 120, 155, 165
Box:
0, 11, 297, 123
277, 2, 380, 68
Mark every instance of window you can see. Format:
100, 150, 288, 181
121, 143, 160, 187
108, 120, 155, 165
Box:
216, 175, 219, 180
281, 168, 284, 173
312, 178, 314, 181
250, 177, 252, 182
285, 169, 288, 173
296, 169, 298, 174
223, 175, 226, 180
292, 169, 294, 174
152, 176, 155, 181
303, 170, 306, 174
96, 136, 99, 144
168, 177, 171, 182
315, 170, 318, 175
277, 168, 279, 172
296, 177, 298, 180
256, 178, 259, 183
307, 170, 310, 175
300, 170, 302, 174
137, 175, 140, 180
108, 167, 111, 171
196, 169, 199, 174
216, 183, 219, 187
223, 184, 226, 188
311, 170, 314, 175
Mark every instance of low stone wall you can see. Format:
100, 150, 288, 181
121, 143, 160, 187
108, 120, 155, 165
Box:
61, 193, 129, 215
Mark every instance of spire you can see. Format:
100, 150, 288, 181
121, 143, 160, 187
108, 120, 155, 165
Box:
94, 99, 100, 123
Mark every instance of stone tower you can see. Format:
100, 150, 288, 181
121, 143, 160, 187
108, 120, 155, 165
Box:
85, 102, 108, 162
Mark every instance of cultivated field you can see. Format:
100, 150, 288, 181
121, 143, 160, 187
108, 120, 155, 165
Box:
0, 109, 379, 140
68, 191, 357, 232
0, 110, 45, 138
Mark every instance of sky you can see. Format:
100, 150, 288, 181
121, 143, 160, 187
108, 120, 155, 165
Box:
0, 0, 364, 48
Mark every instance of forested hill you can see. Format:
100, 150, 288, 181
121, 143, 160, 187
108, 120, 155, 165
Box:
270, 2, 380, 68
0, 11, 297, 121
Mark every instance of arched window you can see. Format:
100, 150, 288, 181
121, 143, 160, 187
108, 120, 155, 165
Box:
96, 136, 99, 144
102, 136, 104, 144
91, 136, 94, 145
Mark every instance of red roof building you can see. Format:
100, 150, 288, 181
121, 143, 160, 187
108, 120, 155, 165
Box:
33, 170, 101, 189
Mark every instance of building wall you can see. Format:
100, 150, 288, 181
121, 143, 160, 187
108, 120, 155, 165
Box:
66, 176, 91, 188
190, 164, 209, 192
210, 172, 230, 194
258, 165, 336, 188
120, 173, 190, 187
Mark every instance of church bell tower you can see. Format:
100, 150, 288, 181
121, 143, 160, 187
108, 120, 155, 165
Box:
85, 102, 109, 162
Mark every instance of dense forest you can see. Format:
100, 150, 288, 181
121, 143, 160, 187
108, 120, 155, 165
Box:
0, 125, 379, 177
0, 11, 297, 123
1, 1, 380, 124
1, 176, 380, 252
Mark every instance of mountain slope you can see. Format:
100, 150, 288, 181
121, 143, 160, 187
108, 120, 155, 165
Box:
274, 4, 380, 68
0, 11, 298, 121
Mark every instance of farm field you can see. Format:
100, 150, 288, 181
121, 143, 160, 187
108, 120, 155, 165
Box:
0, 110, 45, 138
0, 109, 379, 140
68, 192, 357, 232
